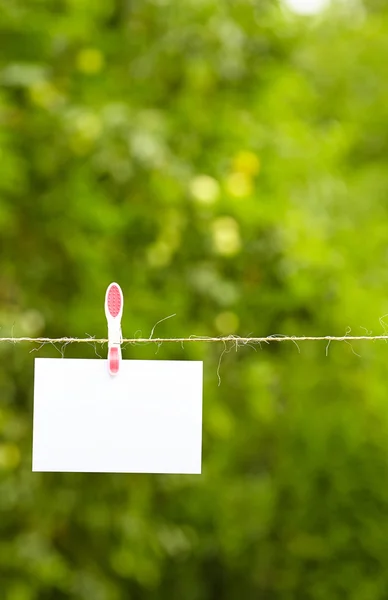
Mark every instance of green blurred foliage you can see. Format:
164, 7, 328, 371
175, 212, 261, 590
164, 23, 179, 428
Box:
1, 0, 388, 598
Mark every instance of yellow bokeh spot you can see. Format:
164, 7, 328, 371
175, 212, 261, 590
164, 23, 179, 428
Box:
75, 113, 102, 139
189, 175, 220, 205
214, 311, 239, 334
69, 112, 102, 154
233, 150, 261, 176
211, 216, 241, 256
0, 443, 20, 470
225, 172, 253, 198
29, 81, 61, 109
77, 48, 105, 74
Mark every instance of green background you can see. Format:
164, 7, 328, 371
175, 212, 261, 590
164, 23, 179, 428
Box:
2, 0, 388, 598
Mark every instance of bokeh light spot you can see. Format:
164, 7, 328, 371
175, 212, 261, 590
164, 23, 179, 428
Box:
225, 172, 253, 198
211, 216, 242, 256
189, 175, 220, 205
283, 0, 329, 15
77, 48, 105, 74
233, 151, 261, 176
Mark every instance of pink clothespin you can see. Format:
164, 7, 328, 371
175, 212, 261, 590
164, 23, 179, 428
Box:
105, 282, 124, 376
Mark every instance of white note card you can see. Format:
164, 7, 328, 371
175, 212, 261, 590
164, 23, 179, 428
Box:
33, 358, 203, 474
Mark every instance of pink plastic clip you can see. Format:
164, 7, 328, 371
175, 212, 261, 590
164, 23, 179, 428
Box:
105, 282, 124, 376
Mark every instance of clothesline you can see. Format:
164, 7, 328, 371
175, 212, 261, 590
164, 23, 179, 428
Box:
0, 335, 387, 344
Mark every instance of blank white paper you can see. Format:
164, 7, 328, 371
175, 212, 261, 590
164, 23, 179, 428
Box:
32, 358, 203, 474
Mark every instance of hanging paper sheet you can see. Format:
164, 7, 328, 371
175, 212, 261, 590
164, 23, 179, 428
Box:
32, 358, 203, 474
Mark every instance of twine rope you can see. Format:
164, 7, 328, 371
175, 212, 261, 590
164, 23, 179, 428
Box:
0, 335, 388, 344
